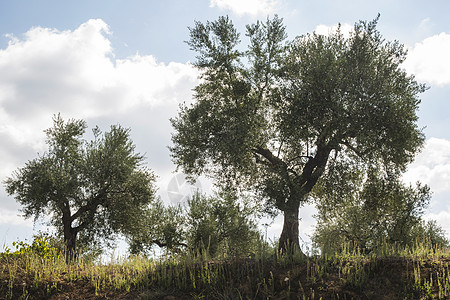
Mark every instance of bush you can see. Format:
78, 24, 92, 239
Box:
128, 190, 265, 259
411, 220, 449, 248
312, 168, 448, 254
2, 235, 59, 259
186, 191, 263, 258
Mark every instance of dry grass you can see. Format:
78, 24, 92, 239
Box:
1, 241, 449, 299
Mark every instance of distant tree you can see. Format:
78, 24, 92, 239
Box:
411, 220, 449, 249
4, 115, 157, 259
128, 199, 188, 255
170, 15, 425, 253
312, 167, 440, 253
129, 191, 263, 258
185, 191, 262, 258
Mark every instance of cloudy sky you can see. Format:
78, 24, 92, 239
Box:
1, 0, 450, 251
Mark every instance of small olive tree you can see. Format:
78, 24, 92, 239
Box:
185, 191, 262, 258
128, 191, 263, 258
312, 167, 438, 253
5, 115, 157, 259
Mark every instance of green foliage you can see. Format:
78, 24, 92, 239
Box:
4, 114, 157, 257
171, 15, 426, 251
128, 191, 263, 258
312, 168, 448, 254
185, 191, 262, 258
411, 220, 450, 249
128, 198, 187, 255
1, 237, 449, 299
3, 236, 59, 260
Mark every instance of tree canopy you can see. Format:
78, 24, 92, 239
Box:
312, 167, 439, 254
170, 15, 426, 253
5, 115, 157, 258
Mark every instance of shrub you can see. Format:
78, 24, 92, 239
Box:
3, 235, 59, 259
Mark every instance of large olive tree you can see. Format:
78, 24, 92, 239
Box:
170, 16, 425, 253
5, 115, 157, 258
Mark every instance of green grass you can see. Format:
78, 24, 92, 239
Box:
1, 241, 449, 299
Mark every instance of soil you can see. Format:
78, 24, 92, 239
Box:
1, 256, 448, 299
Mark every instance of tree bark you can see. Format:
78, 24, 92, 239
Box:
63, 214, 77, 262
64, 231, 77, 262
253, 145, 332, 256
276, 145, 332, 255
278, 201, 302, 255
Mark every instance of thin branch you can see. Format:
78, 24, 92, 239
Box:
152, 239, 189, 249
277, 138, 284, 158
341, 140, 369, 158
288, 155, 314, 164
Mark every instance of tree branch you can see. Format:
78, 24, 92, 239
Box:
152, 239, 189, 249
288, 155, 314, 164
341, 140, 369, 158
252, 146, 296, 183
252, 146, 286, 169
70, 187, 108, 222
297, 145, 332, 192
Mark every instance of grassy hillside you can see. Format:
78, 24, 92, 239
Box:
1, 242, 449, 299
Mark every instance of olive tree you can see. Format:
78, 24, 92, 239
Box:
313, 167, 434, 254
170, 16, 425, 253
185, 191, 262, 258
128, 191, 263, 258
5, 115, 157, 258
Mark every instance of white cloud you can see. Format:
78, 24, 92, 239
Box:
314, 23, 353, 39
403, 138, 450, 193
403, 32, 450, 86
209, 0, 280, 16
0, 210, 33, 227
114, 55, 198, 110
0, 19, 200, 238
0, 19, 199, 151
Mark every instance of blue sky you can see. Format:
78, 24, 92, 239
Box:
1, 0, 450, 252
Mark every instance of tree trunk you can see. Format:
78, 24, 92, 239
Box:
65, 232, 77, 260
63, 216, 77, 262
278, 201, 303, 255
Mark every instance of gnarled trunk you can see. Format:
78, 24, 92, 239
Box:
278, 201, 302, 255
277, 146, 332, 255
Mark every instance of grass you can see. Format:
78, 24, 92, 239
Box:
1, 240, 449, 299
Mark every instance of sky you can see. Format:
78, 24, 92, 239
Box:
1, 0, 450, 253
